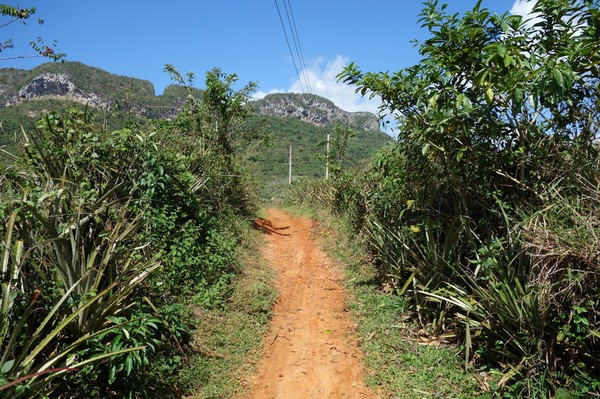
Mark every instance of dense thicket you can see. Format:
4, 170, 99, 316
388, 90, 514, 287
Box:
292, 1, 600, 397
0, 67, 261, 398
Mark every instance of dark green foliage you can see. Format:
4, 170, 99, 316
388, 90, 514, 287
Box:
0, 127, 165, 397
289, 1, 600, 396
0, 99, 157, 158
0, 62, 263, 397
63, 303, 191, 398
154, 217, 238, 306
161, 65, 264, 215
0, 99, 60, 137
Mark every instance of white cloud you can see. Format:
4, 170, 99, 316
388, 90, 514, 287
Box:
510, 0, 543, 28
510, 0, 535, 17
288, 55, 382, 115
253, 88, 284, 100
255, 55, 382, 115
509, 0, 586, 40
255, 55, 395, 134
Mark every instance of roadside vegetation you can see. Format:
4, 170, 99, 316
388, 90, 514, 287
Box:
289, 1, 600, 397
177, 225, 277, 398
0, 60, 267, 397
3, 1, 600, 398
292, 205, 483, 398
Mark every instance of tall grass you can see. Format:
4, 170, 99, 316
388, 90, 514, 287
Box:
0, 108, 199, 396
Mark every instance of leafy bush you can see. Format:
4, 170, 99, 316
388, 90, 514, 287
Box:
311, 0, 600, 396
62, 303, 191, 398
0, 63, 264, 396
152, 217, 238, 306
0, 171, 157, 398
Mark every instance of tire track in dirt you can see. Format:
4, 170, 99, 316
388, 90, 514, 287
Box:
244, 208, 379, 399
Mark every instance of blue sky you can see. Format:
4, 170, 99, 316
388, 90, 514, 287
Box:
4, 1, 529, 119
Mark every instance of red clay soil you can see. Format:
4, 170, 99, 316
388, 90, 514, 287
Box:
243, 209, 379, 399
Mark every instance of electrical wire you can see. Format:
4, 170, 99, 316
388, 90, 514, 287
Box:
282, 0, 312, 94
274, 0, 312, 94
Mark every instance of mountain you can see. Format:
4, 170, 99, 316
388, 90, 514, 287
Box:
0, 62, 393, 196
0, 62, 199, 122
249, 93, 391, 197
253, 93, 379, 131
248, 114, 392, 198
0, 61, 385, 132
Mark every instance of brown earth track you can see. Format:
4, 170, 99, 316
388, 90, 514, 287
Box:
243, 209, 379, 399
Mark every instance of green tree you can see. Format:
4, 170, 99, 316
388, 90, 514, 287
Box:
164, 65, 267, 213
335, 1, 600, 395
322, 125, 357, 179
340, 0, 599, 215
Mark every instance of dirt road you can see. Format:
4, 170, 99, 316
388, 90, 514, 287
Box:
244, 209, 379, 399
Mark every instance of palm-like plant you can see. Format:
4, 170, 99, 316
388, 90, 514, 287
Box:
0, 204, 156, 397
0, 126, 161, 396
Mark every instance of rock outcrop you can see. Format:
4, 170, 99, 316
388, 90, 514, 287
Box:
0, 62, 383, 132
16, 73, 111, 108
252, 93, 380, 131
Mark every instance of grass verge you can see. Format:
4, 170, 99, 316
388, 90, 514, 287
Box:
178, 222, 277, 398
293, 206, 486, 399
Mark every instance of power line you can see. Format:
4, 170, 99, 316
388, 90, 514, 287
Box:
274, 0, 305, 93
282, 0, 312, 94
274, 0, 311, 94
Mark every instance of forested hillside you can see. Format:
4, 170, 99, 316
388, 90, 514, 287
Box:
0, 61, 200, 135
0, 61, 392, 192
248, 115, 391, 197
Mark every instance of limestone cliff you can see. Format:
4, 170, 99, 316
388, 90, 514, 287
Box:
0, 62, 382, 132
252, 93, 380, 131
15, 72, 110, 108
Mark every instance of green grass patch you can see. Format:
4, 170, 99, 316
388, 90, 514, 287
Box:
178, 224, 277, 398
351, 280, 484, 398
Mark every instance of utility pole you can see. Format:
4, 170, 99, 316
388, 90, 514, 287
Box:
288, 145, 292, 185
325, 133, 330, 180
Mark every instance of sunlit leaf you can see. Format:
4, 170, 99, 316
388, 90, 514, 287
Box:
485, 87, 494, 104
